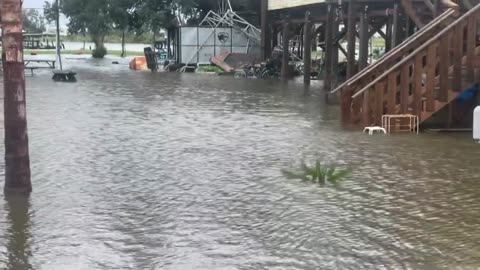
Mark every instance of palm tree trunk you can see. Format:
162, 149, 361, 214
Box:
1, 0, 32, 194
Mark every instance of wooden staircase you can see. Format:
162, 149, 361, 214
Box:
332, 4, 480, 129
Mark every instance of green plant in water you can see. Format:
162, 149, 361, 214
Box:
282, 160, 350, 186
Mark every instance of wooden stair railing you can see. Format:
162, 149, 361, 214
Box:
331, 9, 456, 122
332, 9, 455, 95
349, 3, 480, 127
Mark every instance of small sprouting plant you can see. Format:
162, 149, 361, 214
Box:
282, 160, 350, 186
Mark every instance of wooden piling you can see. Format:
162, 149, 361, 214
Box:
261, 0, 271, 60
385, 14, 393, 52
392, 2, 400, 47
303, 11, 312, 85
281, 21, 290, 79
325, 4, 335, 90
347, 0, 357, 79
332, 8, 340, 88
359, 6, 369, 70
1, 0, 32, 194
167, 28, 172, 58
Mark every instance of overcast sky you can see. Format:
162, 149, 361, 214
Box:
24, 0, 45, 9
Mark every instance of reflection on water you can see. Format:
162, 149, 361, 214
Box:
2, 195, 32, 270
0, 58, 480, 269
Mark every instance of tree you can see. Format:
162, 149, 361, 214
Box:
23, 9, 46, 33
45, 0, 112, 58
109, 0, 135, 57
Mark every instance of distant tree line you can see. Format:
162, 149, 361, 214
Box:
23, 9, 46, 33
42, 0, 260, 58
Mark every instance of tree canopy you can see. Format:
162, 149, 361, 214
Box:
23, 9, 46, 33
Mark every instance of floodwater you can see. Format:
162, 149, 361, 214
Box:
1, 56, 480, 270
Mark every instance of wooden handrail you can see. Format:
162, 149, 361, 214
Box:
352, 3, 480, 99
330, 8, 455, 94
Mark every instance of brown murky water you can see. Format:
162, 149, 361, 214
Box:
1, 56, 480, 269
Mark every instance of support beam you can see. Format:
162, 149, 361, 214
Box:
422, 0, 436, 13
347, 0, 357, 79
325, 4, 335, 90
332, 15, 340, 88
303, 11, 312, 85
433, 0, 440, 17
385, 14, 393, 52
260, 0, 271, 60
272, 26, 279, 48
281, 21, 290, 79
405, 15, 411, 40
401, 0, 425, 28
359, 6, 369, 70
167, 29, 172, 58
392, 2, 400, 47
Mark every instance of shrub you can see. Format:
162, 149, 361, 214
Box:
282, 160, 350, 186
92, 46, 107, 58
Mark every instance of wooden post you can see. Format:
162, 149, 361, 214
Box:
346, 0, 357, 79
261, 0, 271, 60
447, 103, 453, 128
433, 0, 440, 17
1, 0, 32, 194
359, 6, 369, 70
167, 28, 172, 58
325, 4, 335, 90
385, 14, 393, 52
392, 2, 400, 47
272, 26, 278, 49
304, 11, 312, 85
281, 21, 290, 79
332, 9, 340, 88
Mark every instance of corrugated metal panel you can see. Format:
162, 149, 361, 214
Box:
268, 0, 325, 10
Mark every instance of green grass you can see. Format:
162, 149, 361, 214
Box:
372, 37, 386, 48
23, 49, 144, 57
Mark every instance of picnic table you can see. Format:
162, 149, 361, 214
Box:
23, 59, 56, 76
24, 59, 56, 69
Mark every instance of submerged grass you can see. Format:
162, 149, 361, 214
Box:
282, 160, 350, 186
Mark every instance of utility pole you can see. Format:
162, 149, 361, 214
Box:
1, 0, 32, 194
56, 0, 63, 71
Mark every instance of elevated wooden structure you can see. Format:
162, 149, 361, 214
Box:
261, 0, 480, 128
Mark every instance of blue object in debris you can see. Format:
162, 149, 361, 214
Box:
456, 84, 479, 104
